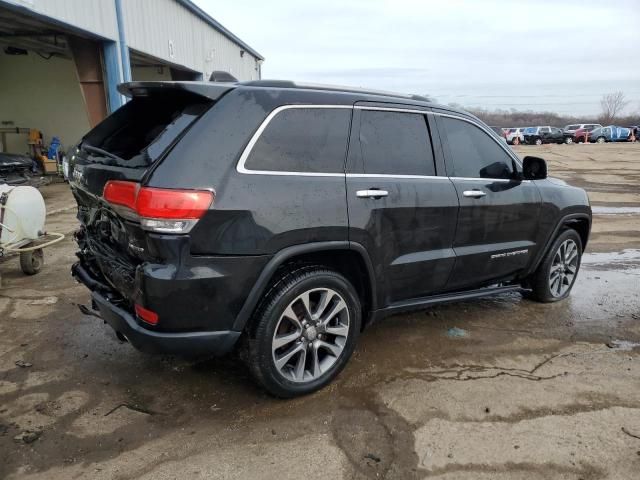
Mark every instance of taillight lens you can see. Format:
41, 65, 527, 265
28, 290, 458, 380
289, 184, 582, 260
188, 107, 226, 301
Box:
136, 188, 213, 219
103, 180, 138, 210
103, 181, 214, 234
135, 304, 159, 325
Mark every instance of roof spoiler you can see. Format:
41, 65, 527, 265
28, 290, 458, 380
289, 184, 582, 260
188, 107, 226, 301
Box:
118, 81, 235, 101
209, 71, 238, 82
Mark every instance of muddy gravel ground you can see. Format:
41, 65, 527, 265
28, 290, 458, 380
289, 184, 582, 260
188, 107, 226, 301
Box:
1, 143, 639, 479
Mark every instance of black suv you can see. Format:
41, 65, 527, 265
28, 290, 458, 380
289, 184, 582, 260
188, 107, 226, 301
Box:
70, 81, 591, 397
523, 126, 565, 145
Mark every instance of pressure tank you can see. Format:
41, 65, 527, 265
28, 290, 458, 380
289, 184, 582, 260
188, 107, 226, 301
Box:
0, 184, 46, 245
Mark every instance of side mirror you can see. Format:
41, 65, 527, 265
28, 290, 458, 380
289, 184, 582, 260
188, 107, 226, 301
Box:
522, 156, 547, 180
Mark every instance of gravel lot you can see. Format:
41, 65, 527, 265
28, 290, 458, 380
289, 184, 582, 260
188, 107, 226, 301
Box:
1, 143, 639, 479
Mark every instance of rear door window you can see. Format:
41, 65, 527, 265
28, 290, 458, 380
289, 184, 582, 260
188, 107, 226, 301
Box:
245, 107, 351, 173
440, 116, 516, 179
358, 110, 435, 176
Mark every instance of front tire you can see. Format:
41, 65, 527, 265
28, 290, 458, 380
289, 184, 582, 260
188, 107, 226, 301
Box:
564, 137, 573, 144
526, 230, 582, 303
535, 138, 543, 146
246, 266, 361, 397
596, 136, 606, 144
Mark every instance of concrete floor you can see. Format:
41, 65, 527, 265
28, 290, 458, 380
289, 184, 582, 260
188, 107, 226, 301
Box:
1, 144, 639, 479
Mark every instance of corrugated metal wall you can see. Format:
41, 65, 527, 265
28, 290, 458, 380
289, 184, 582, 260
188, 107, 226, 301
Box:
3, 0, 261, 80
3, 0, 118, 39
121, 0, 260, 80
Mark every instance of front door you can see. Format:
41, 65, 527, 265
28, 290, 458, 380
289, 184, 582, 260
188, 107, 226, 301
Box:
346, 106, 459, 306
434, 113, 542, 290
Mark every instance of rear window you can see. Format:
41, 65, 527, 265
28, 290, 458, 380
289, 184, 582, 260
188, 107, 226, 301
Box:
245, 107, 351, 173
566, 125, 580, 130
81, 93, 212, 168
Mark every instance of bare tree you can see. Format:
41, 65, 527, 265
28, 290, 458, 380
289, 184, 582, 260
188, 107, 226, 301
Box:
599, 92, 629, 124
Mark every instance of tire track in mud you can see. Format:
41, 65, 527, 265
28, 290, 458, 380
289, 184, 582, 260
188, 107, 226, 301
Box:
330, 390, 422, 480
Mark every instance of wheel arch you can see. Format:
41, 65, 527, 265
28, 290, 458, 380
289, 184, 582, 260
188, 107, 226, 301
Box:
233, 241, 376, 332
525, 213, 591, 277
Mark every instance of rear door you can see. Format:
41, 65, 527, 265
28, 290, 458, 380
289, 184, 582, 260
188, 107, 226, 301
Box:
551, 127, 564, 142
346, 105, 459, 305
539, 126, 551, 142
434, 113, 542, 290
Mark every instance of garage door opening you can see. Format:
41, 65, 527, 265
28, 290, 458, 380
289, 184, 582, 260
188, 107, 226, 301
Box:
0, 5, 108, 178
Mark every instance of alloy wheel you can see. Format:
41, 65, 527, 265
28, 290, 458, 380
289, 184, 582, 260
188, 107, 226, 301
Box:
271, 288, 350, 383
549, 239, 579, 297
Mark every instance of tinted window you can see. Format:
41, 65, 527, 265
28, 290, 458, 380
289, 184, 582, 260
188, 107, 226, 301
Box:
82, 94, 212, 167
359, 110, 435, 176
440, 117, 515, 179
245, 108, 351, 173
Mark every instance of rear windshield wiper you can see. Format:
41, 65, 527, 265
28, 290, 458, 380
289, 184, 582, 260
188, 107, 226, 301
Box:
81, 144, 125, 164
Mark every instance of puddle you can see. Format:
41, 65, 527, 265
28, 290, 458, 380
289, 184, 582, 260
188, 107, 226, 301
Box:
581, 249, 640, 267
606, 340, 640, 351
446, 327, 468, 338
592, 206, 640, 215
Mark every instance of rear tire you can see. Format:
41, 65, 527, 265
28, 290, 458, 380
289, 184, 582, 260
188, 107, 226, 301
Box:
526, 230, 582, 303
246, 265, 361, 398
535, 138, 543, 145
20, 248, 44, 275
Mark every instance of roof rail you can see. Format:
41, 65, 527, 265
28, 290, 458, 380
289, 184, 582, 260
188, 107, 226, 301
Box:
240, 80, 431, 102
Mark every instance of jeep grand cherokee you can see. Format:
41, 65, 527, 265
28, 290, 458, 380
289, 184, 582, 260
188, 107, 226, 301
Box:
70, 80, 591, 397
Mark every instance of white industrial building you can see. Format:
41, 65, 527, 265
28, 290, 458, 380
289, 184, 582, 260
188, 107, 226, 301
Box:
0, 0, 263, 156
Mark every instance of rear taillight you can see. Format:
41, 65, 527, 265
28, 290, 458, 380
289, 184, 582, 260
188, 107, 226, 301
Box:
135, 304, 159, 325
103, 181, 214, 234
103, 180, 138, 210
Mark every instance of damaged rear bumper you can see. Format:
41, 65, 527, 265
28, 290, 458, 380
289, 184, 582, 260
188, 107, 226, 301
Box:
72, 262, 241, 357
92, 292, 240, 356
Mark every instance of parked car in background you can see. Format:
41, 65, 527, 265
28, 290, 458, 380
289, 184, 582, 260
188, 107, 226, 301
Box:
0, 153, 35, 186
563, 124, 602, 144
505, 127, 526, 145
489, 126, 508, 143
523, 126, 564, 145
588, 126, 632, 143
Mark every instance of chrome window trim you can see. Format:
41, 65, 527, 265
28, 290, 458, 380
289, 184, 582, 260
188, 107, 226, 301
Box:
450, 176, 531, 183
236, 104, 353, 177
347, 173, 449, 180
235, 103, 523, 178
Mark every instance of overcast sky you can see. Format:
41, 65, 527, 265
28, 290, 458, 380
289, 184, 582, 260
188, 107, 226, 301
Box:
194, 0, 640, 116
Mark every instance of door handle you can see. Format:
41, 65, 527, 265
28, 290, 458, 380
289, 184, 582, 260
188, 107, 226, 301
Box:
356, 189, 389, 199
463, 190, 487, 198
